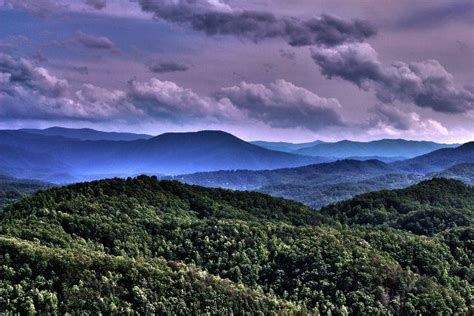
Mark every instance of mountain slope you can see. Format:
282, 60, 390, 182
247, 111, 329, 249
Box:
296, 139, 458, 158
20, 127, 153, 141
433, 163, 474, 185
0, 144, 73, 182
0, 176, 471, 314
321, 178, 474, 235
0, 175, 50, 210
395, 142, 474, 173
0, 130, 324, 182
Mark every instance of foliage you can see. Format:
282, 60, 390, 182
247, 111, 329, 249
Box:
0, 176, 472, 314
321, 178, 474, 235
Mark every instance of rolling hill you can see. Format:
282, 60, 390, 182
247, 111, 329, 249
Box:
0, 130, 325, 182
295, 139, 458, 159
172, 159, 399, 190
0, 176, 471, 314
172, 159, 425, 208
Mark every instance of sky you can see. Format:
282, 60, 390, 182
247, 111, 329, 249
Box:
0, 0, 473, 143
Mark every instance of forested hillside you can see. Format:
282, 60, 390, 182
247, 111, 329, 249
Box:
433, 163, 474, 185
321, 178, 474, 235
0, 175, 51, 211
0, 176, 472, 314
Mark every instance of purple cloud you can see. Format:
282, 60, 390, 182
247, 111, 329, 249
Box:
311, 43, 474, 113
135, 0, 376, 47
85, 0, 106, 10
149, 61, 189, 73
216, 79, 345, 131
75, 31, 115, 50
3, 0, 67, 17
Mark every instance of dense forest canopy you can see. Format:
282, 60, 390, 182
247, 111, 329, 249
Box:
0, 176, 472, 314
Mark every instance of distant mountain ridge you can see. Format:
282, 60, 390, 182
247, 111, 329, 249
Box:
250, 140, 324, 153
294, 139, 459, 158
20, 127, 153, 141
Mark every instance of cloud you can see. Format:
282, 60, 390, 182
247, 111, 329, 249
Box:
135, 0, 375, 47
216, 79, 344, 131
279, 49, 296, 60
311, 43, 474, 113
85, 0, 106, 10
0, 53, 68, 97
0, 53, 133, 121
128, 78, 238, 122
70, 66, 89, 75
0, 54, 348, 131
149, 61, 189, 73
75, 31, 115, 50
3, 0, 67, 17
368, 104, 449, 137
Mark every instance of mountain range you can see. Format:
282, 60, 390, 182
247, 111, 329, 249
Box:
20, 127, 153, 141
0, 129, 325, 182
172, 142, 474, 208
1, 127, 472, 194
253, 139, 459, 159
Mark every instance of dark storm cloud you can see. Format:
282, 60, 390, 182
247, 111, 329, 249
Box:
149, 61, 189, 73
135, 0, 376, 47
311, 43, 474, 114
85, 0, 107, 10
75, 31, 115, 50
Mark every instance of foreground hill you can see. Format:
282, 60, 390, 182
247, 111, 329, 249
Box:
0, 176, 472, 314
296, 139, 458, 159
395, 142, 474, 173
20, 127, 153, 141
0, 130, 323, 182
